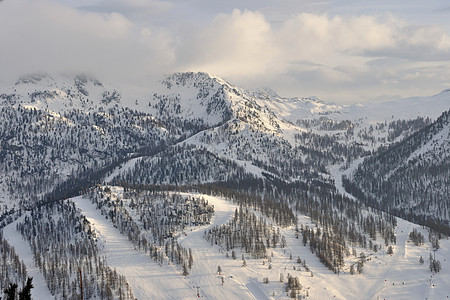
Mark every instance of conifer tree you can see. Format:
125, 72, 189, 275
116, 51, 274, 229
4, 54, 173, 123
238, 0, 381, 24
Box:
3, 283, 18, 300
18, 277, 33, 300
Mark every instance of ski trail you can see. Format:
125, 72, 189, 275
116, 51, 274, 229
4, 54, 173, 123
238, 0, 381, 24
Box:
74, 196, 197, 300
177, 194, 259, 300
2, 216, 55, 300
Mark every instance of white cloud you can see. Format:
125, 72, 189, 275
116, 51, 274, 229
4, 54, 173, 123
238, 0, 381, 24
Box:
1, 1, 450, 103
175, 9, 280, 77
0, 0, 174, 86
277, 13, 396, 56
174, 10, 450, 100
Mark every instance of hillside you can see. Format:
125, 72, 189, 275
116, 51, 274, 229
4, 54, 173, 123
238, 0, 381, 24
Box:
0, 71, 448, 225
0, 71, 449, 299
344, 109, 450, 232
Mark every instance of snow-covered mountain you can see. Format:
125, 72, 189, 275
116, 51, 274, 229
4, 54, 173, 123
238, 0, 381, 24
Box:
0, 71, 448, 207
345, 109, 450, 228
1, 73, 120, 112
1, 71, 450, 300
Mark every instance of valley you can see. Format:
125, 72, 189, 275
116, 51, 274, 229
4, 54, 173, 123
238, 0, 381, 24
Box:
0, 72, 449, 299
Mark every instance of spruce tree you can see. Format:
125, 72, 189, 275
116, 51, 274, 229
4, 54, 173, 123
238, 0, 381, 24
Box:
18, 277, 34, 300
4, 283, 18, 300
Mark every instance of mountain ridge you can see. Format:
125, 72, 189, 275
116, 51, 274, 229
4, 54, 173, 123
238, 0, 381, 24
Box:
0, 71, 448, 219
345, 108, 450, 229
1, 71, 450, 300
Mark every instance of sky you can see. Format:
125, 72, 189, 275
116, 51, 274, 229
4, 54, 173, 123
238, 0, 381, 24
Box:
1, 0, 450, 104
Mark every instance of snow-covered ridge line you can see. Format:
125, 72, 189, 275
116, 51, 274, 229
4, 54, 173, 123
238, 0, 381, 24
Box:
3, 71, 448, 122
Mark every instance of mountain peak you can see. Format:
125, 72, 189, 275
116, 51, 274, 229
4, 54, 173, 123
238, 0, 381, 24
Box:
301, 96, 324, 103
161, 72, 228, 90
15, 73, 52, 85
2, 72, 117, 112
254, 87, 281, 99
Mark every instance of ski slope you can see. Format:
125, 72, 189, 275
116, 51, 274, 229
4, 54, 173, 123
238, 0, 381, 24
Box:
177, 194, 261, 300
74, 191, 450, 300
74, 196, 198, 300
2, 216, 54, 300
322, 162, 450, 300
2, 192, 449, 299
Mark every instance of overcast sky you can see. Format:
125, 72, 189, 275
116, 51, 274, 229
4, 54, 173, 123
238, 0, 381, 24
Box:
2, 0, 450, 103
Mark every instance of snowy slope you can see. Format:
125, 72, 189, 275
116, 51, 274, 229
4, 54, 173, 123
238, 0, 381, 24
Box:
1, 73, 120, 112
177, 194, 261, 300
349, 109, 450, 223
2, 216, 54, 300
2, 71, 446, 159
3, 188, 449, 300
74, 196, 198, 300
2, 71, 447, 135
1, 71, 447, 219
73, 190, 450, 300
1, 71, 450, 299
255, 88, 450, 125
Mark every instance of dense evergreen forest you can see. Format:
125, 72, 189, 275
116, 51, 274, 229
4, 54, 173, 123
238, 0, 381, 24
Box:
0, 72, 448, 299
345, 109, 450, 235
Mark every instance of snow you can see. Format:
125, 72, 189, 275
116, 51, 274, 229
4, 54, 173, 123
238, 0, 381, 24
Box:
181, 129, 272, 179
87, 189, 450, 300
2, 190, 450, 300
73, 196, 198, 300
1, 71, 450, 299
2, 215, 54, 300
325, 160, 450, 300
328, 158, 365, 199
74, 192, 265, 300
104, 157, 142, 184
407, 123, 450, 164
177, 193, 259, 300
260, 91, 450, 125
276, 216, 450, 300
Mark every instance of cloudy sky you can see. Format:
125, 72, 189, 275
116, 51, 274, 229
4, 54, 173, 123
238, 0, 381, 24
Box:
1, 0, 450, 103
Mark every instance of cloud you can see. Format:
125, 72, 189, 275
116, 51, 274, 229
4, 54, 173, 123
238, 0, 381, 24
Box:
175, 9, 280, 77
0, 0, 174, 85
173, 10, 450, 98
76, 0, 173, 18
1, 1, 450, 103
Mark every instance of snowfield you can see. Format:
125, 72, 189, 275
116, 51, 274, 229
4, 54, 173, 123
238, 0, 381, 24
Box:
177, 194, 261, 300
74, 196, 198, 300
2, 190, 450, 299
70, 192, 450, 300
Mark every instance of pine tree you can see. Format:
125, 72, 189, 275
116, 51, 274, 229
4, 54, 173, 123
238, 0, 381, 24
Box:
182, 263, 189, 276
188, 249, 193, 269
350, 264, 355, 275
387, 246, 393, 255
4, 283, 18, 300
18, 277, 34, 300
